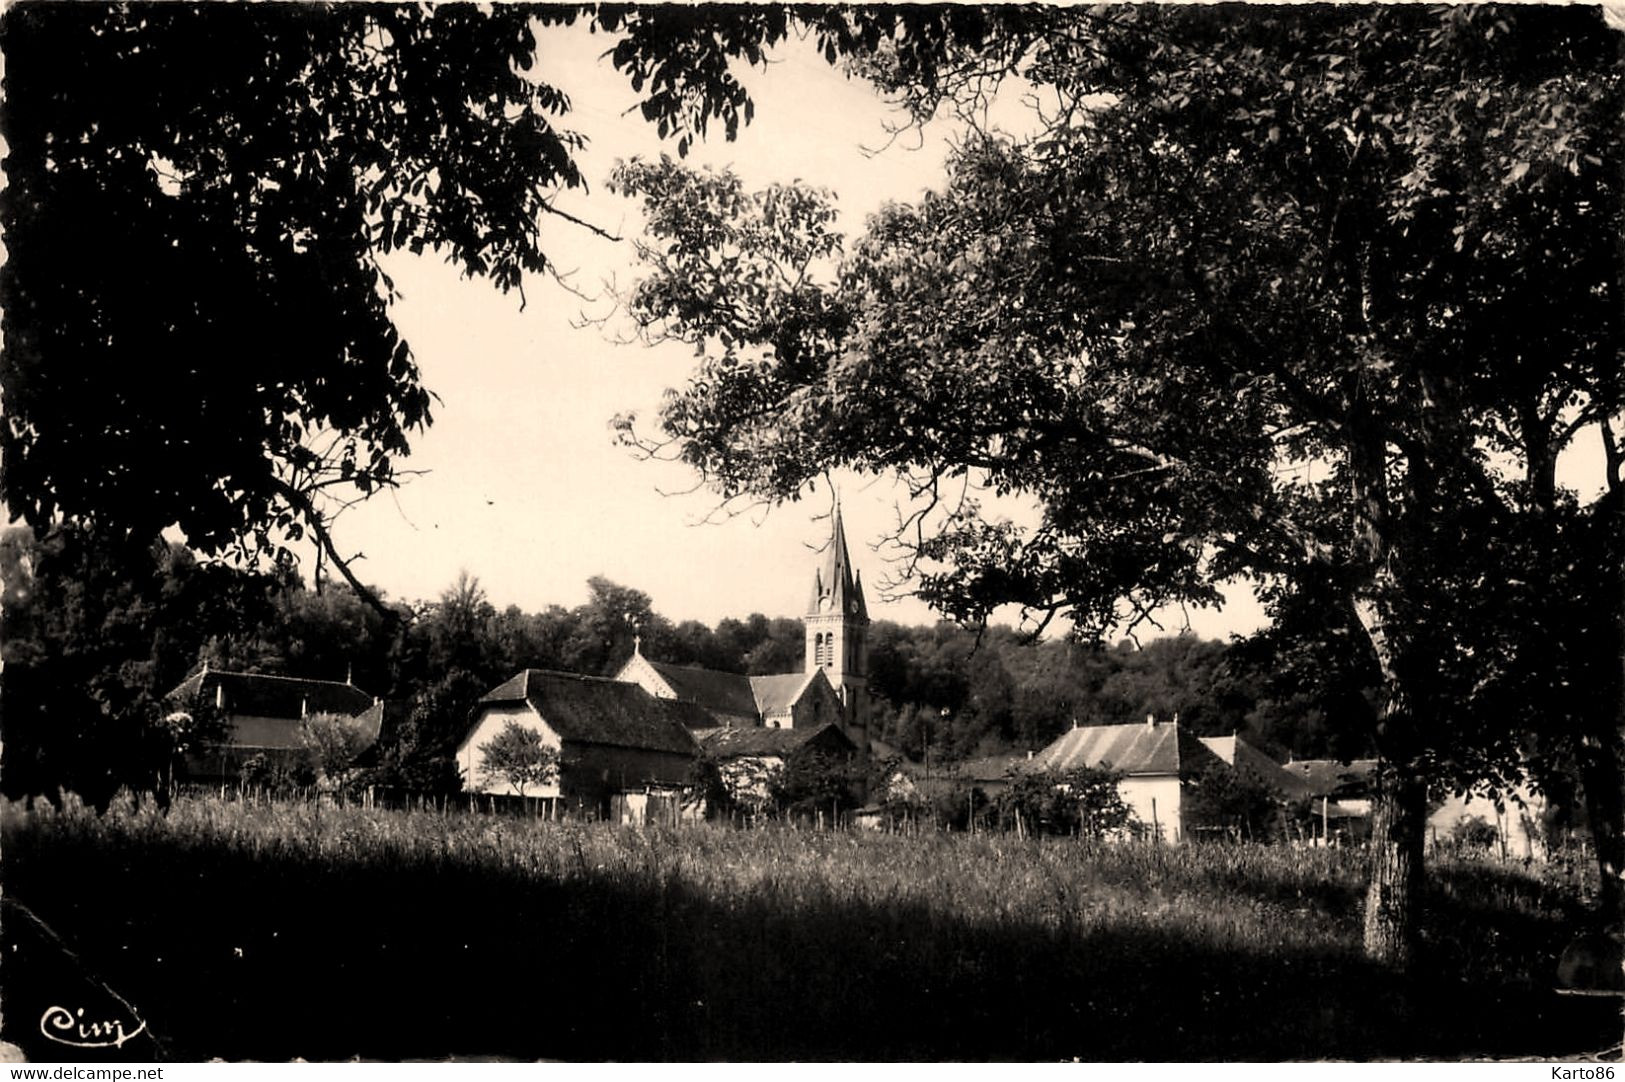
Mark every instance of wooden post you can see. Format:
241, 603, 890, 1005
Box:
1321, 796, 1329, 847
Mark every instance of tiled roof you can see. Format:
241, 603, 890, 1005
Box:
749, 672, 813, 715
481, 669, 700, 757
696, 722, 854, 759
644, 661, 760, 721
1199, 735, 1315, 799
1031, 721, 1224, 777
167, 669, 375, 720
1281, 759, 1378, 799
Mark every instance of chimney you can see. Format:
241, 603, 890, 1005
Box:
301, 696, 308, 719
1146, 712, 1155, 729
215, 682, 224, 710
1027, 749, 1034, 760
346, 662, 353, 686
1172, 711, 1179, 726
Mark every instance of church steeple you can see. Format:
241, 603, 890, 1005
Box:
806, 503, 869, 748
808, 503, 868, 622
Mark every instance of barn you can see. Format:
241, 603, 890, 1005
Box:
456, 668, 706, 819
165, 665, 383, 786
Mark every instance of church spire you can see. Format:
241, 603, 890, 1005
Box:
812, 501, 868, 621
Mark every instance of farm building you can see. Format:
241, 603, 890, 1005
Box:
614, 505, 870, 751
457, 668, 707, 818
165, 665, 383, 786
695, 722, 858, 813
1029, 717, 1229, 842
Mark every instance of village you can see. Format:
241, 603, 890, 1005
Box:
157, 508, 1545, 858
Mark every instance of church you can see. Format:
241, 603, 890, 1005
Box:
616, 505, 871, 754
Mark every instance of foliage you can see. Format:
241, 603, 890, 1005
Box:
239, 752, 316, 795
477, 720, 560, 798
300, 711, 373, 789
1451, 815, 1502, 852
1186, 762, 1286, 842
770, 749, 861, 819
995, 765, 1132, 838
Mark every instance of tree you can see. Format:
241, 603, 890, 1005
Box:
1185, 762, 1283, 843
301, 711, 373, 790
613, 7, 1623, 962
477, 720, 560, 799
995, 765, 1131, 838
771, 749, 860, 820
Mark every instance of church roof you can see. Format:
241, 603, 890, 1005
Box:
643, 660, 760, 721
808, 504, 868, 621
749, 672, 815, 715
479, 669, 701, 756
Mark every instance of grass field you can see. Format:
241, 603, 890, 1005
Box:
1, 794, 1616, 1061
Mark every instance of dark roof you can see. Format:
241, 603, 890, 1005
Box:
749, 672, 814, 715
696, 722, 855, 759
644, 661, 760, 721
953, 753, 1034, 783
1031, 721, 1224, 777
167, 668, 375, 720
480, 669, 700, 757
1199, 735, 1316, 799
1282, 759, 1378, 799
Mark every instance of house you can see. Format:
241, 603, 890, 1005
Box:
165, 665, 383, 786
615, 504, 870, 752
1198, 734, 1316, 801
1028, 716, 1228, 841
456, 668, 705, 818
695, 722, 857, 813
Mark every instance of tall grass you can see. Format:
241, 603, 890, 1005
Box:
1, 795, 1612, 1061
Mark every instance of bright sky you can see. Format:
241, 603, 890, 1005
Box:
330, 21, 1609, 640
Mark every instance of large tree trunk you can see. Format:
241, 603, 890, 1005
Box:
1362, 768, 1428, 966
1575, 731, 1624, 923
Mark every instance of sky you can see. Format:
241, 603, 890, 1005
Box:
328, 18, 1609, 641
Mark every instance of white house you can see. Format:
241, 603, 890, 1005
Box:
1028, 717, 1228, 842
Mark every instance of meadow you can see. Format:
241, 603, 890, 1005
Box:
1, 794, 1615, 1061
